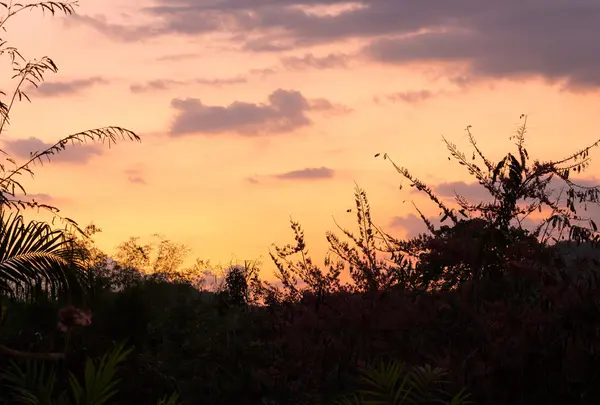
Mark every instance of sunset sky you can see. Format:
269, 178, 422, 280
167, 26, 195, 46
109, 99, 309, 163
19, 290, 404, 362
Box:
3, 0, 600, 278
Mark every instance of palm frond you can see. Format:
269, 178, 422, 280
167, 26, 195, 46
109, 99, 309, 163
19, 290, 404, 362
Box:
0, 209, 84, 299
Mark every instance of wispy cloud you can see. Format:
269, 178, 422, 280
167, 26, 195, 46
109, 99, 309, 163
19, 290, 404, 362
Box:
34, 77, 107, 97
280, 52, 351, 70
389, 213, 438, 238
155, 52, 200, 62
309, 98, 354, 114
384, 90, 435, 104
3, 138, 103, 164
125, 169, 147, 185
20, 193, 55, 204
129, 76, 247, 93
7, 192, 71, 207
274, 166, 335, 180
248, 67, 278, 77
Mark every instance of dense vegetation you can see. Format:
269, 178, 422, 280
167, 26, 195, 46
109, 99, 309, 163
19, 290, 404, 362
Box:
2, 2, 600, 405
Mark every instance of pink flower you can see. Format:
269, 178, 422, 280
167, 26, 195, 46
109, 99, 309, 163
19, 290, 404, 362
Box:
57, 305, 93, 333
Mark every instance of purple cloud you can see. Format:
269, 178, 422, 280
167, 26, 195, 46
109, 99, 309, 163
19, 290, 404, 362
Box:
385, 90, 435, 104
3, 137, 103, 164
280, 52, 351, 70
71, 0, 600, 91
130, 76, 247, 93
168, 89, 345, 136
274, 166, 334, 180
125, 169, 147, 185
392, 177, 600, 238
35, 77, 107, 96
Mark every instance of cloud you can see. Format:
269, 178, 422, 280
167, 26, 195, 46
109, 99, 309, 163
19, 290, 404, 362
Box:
155, 52, 200, 62
168, 88, 344, 136
66, 13, 160, 41
125, 169, 147, 185
360, 3, 600, 90
130, 76, 247, 93
2, 137, 103, 164
249, 67, 278, 77
130, 80, 178, 93
128, 176, 146, 184
389, 213, 441, 238
35, 77, 107, 97
3, 191, 73, 207
274, 166, 335, 180
389, 210, 540, 239
431, 178, 600, 204
396, 177, 600, 237
431, 181, 493, 203
389, 211, 596, 242
381, 90, 435, 104
280, 52, 351, 70
2, 192, 71, 207
308, 98, 354, 114
72, 1, 600, 91
20, 193, 55, 204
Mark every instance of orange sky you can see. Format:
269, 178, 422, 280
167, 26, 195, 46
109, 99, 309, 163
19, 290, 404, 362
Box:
3, 0, 600, 279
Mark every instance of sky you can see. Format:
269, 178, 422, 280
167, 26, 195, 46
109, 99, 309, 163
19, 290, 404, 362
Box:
2, 0, 600, 279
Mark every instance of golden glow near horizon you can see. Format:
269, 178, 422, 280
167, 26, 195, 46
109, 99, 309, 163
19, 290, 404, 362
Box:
4, 1, 600, 280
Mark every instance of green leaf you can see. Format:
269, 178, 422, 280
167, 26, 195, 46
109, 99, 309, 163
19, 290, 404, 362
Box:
67, 341, 132, 405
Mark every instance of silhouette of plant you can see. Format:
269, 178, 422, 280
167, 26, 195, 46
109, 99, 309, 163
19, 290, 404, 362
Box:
271, 219, 344, 307
327, 185, 415, 295
0, 341, 179, 405
0, 210, 85, 301
337, 360, 473, 405
222, 261, 259, 308
375, 115, 600, 291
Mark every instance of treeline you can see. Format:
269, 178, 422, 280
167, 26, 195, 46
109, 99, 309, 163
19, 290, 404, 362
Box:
2, 117, 600, 404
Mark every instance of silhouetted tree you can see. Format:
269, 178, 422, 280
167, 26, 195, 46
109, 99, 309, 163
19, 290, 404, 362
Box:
376, 115, 600, 292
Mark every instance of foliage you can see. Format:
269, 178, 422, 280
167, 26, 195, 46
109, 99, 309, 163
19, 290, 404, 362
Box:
327, 186, 417, 295
382, 116, 600, 242
271, 219, 344, 304
0, 209, 85, 300
337, 360, 473, 405
0, 341, 179, 405
111, 235, 207, 290
375, 115, 600, 293
220, 260, 261, 308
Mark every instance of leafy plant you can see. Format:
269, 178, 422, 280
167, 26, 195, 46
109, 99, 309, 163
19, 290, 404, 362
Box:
0, 209, 85, 301
382, 115, 600, 244
337, 360, 473, 405
374, 115, 600, 291
1, 341, 180, 405
271, 219, 344, 304
67, 342, 132, 405
0, 358, 59, 405
327, 185, 416, 295
156, 392, 181, 405
0, 342, 130, 405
